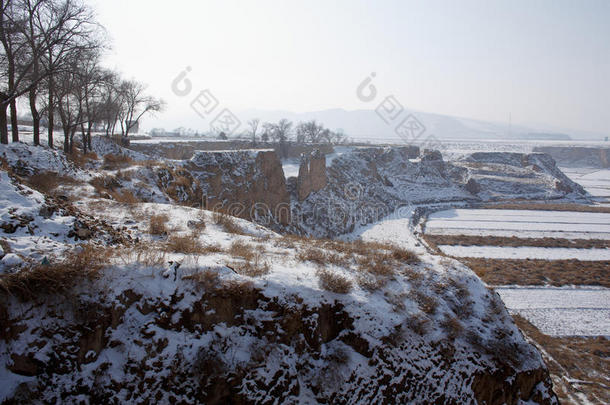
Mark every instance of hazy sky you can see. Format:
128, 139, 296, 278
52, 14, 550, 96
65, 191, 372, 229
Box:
91, 0, 609, 135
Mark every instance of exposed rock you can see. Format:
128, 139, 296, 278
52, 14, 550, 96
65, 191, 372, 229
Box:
188, 150, 290, 225
465, 178, 481, 194
297, 150, 327, 201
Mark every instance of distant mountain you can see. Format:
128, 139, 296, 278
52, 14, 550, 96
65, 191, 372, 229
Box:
237, 108, 532, 142
236, 108, 601, 142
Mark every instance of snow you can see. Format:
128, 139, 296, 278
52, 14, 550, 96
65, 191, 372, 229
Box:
562, 167, 610, 204
438, 245, 610, 260
496, 286, 610, 336
426, 209, 610, 240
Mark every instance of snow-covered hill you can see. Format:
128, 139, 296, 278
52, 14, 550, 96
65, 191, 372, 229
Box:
0, 141, 558, 404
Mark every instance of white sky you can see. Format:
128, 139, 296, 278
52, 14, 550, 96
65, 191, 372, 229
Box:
91, 0, 610, 136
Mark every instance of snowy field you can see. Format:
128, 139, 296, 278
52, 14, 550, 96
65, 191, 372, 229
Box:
562, 167, 610, 206
439, 245, 610, 260
426, 209, 610, 240
496, 287, 610, 336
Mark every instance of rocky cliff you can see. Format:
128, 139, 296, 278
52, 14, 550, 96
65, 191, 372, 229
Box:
287, 148, 588, 237
187, 149, 290, 225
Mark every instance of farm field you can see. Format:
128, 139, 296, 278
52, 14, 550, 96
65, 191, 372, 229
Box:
496, 286, 610, 336
425, 208, 610, 240
438, 245, 610, 260
562, 167, 610, 206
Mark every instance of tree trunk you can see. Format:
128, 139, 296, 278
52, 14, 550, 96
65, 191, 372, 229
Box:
87, 122, 93, 151
48, 76, 54, 148
0, 102, 8, 144
9, 98, 18, 142
80, 123, 87, 154
29, 89, 40, 146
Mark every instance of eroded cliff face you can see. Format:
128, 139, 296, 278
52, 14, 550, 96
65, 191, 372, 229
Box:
289, 148, 588, 237
187, 150, 290, 225
0, 264, 558, 405
297, 150, 327, 201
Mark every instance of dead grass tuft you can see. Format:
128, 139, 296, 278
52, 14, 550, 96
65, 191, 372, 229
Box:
229, 254, 270, 278
149, 214, 169, 235
165, 235, 203, 254
102, 153, 134, 170
214, 210, 244, 235
316, 269, 353, 294
229, 241, 255, 261
441, 315, 463, 340
0, 244, 105, 300
25, 171, 81, 195
408, 289, 438, 315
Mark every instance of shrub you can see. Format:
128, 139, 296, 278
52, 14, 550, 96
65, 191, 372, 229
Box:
149, 214, 169, 235
316, 269, 353, 294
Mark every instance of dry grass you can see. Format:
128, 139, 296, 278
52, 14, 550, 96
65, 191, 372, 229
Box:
67, 149, 98, 168
425, 234, 610, 249
111, 189, 140, 204
149, 214, 169, 236
441, 314, 463, 340
229, 254, 271, 277
25, 171, 82, 195
356, 273, 387, 291
513, 315, 610, 404
316, 269, 353, 294
165, 235, 203, 254
0, 244, 105, 300
102, 153, 134, 170
463, 258, 610, 287
482, 202, 610, 213
228, 241, 256, 261
213, 210, 244, 235
296, 247, 328, 266
408, 289, 438, 315
115, 244, 167, 267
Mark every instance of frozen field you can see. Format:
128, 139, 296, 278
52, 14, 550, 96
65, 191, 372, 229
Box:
496, 287, 610, 336
439, 245, 610, 260
426, 209, 610, 240
562, 167, 610, 205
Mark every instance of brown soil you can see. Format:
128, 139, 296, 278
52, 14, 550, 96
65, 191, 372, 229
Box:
481, 202, 610, 213
513, 315, 610, 405
425, 234, 610, 249
462, 258, 610, 287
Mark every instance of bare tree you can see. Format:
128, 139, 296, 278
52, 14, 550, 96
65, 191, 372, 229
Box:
295, 120, 324, 144
246, 118, 259, 145
117, 79, 164, 141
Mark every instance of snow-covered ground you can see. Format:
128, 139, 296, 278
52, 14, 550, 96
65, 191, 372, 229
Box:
562, 167, 610, 206
439, 245, 610, 260
426, 209, 610, 240
496, 286, 610, 336
281, 146, 354, 179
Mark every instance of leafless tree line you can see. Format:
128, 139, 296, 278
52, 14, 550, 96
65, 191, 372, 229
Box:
0, 0, 163, 153
245, 118, 347, 146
